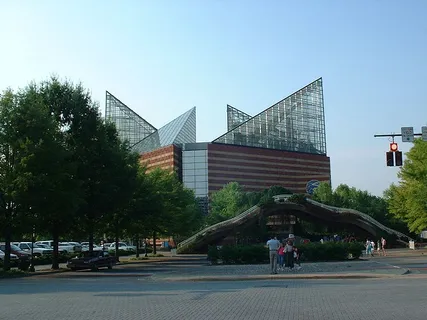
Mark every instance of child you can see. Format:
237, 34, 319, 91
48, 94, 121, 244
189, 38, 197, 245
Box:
277, 243, 285, 270
293, 247, 301, 270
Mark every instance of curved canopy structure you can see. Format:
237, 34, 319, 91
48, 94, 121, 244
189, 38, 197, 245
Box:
177, 195, 412, 254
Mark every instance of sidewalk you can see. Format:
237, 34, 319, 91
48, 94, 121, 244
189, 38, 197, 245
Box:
27, 256, 411, 281
24, 248, 426, 281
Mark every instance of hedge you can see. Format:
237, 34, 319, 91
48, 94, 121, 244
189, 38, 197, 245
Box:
207, 242, 365, 264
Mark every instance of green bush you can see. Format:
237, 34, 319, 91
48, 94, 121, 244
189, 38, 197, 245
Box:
0, 269, 26, 278
347, 242, 365, 259
207, 246, 220, 264
32, 253, 77, 265
299, 242, 365, 262
108, 249, 135, 256
207, 245, 268, 264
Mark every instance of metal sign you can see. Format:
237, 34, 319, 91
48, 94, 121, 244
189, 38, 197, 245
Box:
306, 180, 320, 195
401, 127, 414, 142
422, 126, 427, 142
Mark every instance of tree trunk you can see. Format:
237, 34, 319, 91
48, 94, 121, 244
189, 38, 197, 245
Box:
135, 236, 140, 258
152, 231, 157, 255
3, 217, 12, 271
88, 220, 94, 253
114, 219, 120, 262
114, 234, 120, 262
51, 231, 60, 270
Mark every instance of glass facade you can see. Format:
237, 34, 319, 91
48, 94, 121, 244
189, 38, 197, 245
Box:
227, 105, 252, 131
182, 149, 208, 197
213, 78, 326, 155
105, 91, 196, 153
133, 107, 196, 153
182, 143, 209, 214
105, 91, 157, 149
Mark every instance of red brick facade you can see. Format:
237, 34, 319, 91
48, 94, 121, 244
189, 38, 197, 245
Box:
139, 145, 182, 178
207, 143, 331, 194
139, 143, 331, 195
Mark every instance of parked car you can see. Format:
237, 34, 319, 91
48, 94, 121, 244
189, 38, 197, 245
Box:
35, 241, 75, 253
66, 251, 116, 271
0, 243, 31, 262
67, 242, 82, 252
15, 242, 53, 257
0, 249, 19, 262
108, 242, 136, 252
82, 244, 103, 252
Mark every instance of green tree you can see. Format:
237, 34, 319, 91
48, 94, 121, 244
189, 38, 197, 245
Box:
0, 86, 81, 270
257, 185, 293, 205
0, 89, 26, 270
385, 139, 427, 234
38, 77, 139, 254
15, 84, 83, 269
312, 182, 334, 204
208, 182, 247, 225
130, 168, 203, 253
102, 138, 140, 259
313, 182, 409, 235
122, 166, 153, 257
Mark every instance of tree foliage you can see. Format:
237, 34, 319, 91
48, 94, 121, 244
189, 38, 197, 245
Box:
313, 182, 408, 234
0, 76, 202, 270
207, 183, 293, 225
385, 139, 427, 234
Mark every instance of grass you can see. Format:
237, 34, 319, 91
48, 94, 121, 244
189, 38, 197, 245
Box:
0, 269, 27, 278
129, 257, 149, 261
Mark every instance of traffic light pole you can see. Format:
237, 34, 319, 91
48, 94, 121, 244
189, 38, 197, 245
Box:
374, 133, 423, 139
375, 129, 426, 167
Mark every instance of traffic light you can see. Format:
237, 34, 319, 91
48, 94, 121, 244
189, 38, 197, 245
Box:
395, 151, 403, 166
386, 152, 394, 166
390, 142, 398, 152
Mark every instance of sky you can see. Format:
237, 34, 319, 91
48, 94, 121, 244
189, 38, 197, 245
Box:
1, 0, 426, 197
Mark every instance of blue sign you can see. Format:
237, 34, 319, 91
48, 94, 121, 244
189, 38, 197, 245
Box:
306, 180, 320, 195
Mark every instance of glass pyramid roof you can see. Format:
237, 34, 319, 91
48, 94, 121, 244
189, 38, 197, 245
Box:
132, 107, 196, 153
105, 91, 157, 148
227, 105, 252, 131
213, 78, 326, 155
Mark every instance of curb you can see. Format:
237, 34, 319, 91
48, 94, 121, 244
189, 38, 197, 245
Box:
42, 272, 154, 278
159, 273, 404, 282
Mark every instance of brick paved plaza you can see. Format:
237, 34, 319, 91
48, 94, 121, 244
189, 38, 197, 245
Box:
2, 251, 427, 320
1, 275, 427, 320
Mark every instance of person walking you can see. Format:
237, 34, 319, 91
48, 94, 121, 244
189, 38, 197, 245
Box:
277, 242, 285, 270
266, 236, 280, 274
284, 239, 294, 270
381, 237, 387, 256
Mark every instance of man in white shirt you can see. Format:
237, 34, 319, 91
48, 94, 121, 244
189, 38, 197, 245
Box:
266, 236, 281, 274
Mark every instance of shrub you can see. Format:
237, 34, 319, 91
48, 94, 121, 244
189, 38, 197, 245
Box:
0, 269, 26, 278
299, 242, 365, 262
347, 242, 365, 259
207, 246, 220, 264
207, 245, 268, 264
108, 249, 135, 257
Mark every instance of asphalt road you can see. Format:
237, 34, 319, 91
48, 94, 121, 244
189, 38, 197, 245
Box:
1, 275, 427, 320
370, 250, 427, 274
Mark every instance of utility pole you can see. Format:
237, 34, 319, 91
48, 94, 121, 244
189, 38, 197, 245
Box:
374, 126, 427, 167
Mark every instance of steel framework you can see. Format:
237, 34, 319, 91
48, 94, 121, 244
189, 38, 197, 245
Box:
214, 78, 327, 155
